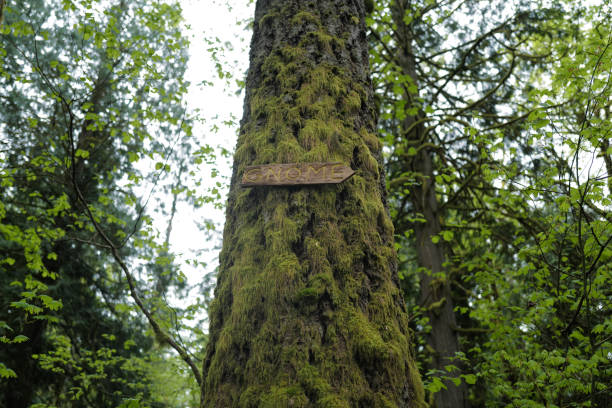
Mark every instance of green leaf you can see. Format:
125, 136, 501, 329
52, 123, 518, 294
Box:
13, 335, 29, 343
463, 374, 477, 385
128, 152, 139, 162
0, 363, 17, 379
75, 149, 90, 159
532, 119, 549, 130
39, 295, 63, 311
118, 398, 142, 408
425, 376, 446, 393
124, 339, 136, 350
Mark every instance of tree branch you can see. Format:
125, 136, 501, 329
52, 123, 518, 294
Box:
63, 103, 203, 388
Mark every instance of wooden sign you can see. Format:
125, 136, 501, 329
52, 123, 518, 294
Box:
240, 162, 354, 187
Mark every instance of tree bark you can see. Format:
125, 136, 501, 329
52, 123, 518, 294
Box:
200, 1, 424, 407
411, 144, 466, 408
390, 1, 466, 407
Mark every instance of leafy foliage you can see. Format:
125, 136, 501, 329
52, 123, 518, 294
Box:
369, 0, 611, 405
0, 0, 610, 406
0, 0, 210, 406
470, 6, 612, 405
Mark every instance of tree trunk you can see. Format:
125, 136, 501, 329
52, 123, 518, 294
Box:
391, 1, 466, 407
411, 144, 466, 408
200, 1, 424, 407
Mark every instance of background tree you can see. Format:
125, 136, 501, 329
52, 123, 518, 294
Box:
470, 5, 611, 404
200, 0, 424, 406
0, 0, 206, 406
369, 0, 555, 404
369, 0, 611, 406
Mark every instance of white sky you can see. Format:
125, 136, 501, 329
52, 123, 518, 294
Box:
165, 1, 253, 308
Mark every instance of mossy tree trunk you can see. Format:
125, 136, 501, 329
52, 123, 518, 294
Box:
200, 1, 424, 407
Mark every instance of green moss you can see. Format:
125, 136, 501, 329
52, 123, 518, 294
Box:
277, 139, 303, 162
409, 360, 427, 407
265, 253, 302, 292
317, 396, 350, 408
258, 11, 280, 29
297, 364, 331, 394
346, 309, 390, 364
295, 287, 320, 305
377, 206, 395, 237
238, 386, 260, 408
302, 144, 331, 163
258, 146, 276, 163
290, 11, 321, 28
372, 393, 397, 408
357, 144, 379, 175
299, 119, 332, 149
297, 365, 351, 408
298, 65, 344, 102
321, 221, 351, 276
343, 90, 361, 113
259, 385, 309, 407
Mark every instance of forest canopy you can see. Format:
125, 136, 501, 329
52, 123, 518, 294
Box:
0, 0, 610, 407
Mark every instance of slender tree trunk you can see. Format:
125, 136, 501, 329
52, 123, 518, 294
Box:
411, 144, 466, 408
391, 1, 466, 407
200, 1, 424, 406
0, 0, 6, 27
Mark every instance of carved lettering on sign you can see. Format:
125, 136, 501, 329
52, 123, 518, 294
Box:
240, 162, 354, 186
